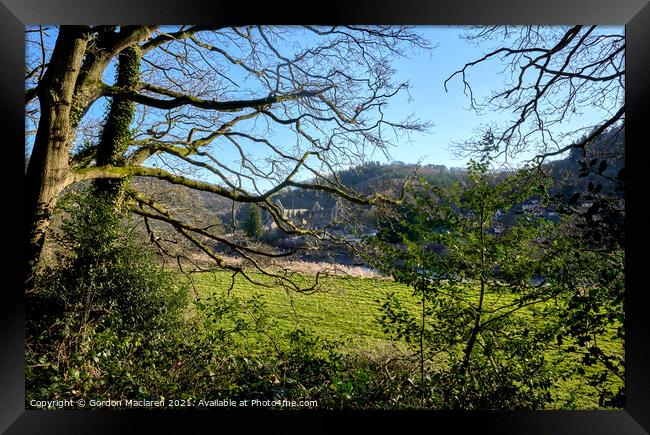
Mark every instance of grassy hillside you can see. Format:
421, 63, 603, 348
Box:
185, 270, 623, 409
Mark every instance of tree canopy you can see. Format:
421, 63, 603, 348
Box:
25, 25, 431, 288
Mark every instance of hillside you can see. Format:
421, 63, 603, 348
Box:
129, 161, 469, 231
545, 127, 625, 199
130, 126, 624, 238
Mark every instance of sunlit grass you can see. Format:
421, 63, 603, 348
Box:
181, 269, 623, 409
186, 270, 417, 353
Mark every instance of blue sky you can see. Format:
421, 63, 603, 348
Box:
379, 26, 500, 167
26, 26, 624, 178
376, 26, 623, 168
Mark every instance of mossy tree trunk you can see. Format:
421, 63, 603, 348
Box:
25, 26, 90, 282
93, 45, 141, 204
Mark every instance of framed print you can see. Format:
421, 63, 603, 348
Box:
2, 0, 649, 433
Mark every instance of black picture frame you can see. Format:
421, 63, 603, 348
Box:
2, 1, 649, 433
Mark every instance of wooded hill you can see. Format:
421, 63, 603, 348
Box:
129, 127, 624, 234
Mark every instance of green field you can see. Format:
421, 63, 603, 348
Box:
183, 270, 624, 409
188, 270, 415, 353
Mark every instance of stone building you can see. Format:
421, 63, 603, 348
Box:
266, 199, 340, 230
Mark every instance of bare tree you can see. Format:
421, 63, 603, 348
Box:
25, 25, 430, 289
444, 25, 624, 165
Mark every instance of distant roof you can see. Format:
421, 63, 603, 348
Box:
311, 201, 322, 211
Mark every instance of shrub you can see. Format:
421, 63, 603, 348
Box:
26, 189, 189, 403
31, 190, 188, 332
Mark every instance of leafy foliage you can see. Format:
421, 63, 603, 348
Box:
34, 190, 187, 331
366, 144, 577, 409
26, 189, 189, 402
26, 164, 624, 410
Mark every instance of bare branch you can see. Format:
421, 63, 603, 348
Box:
104, 83, 333, 111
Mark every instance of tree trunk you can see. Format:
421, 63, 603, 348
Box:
25, 26, 154, 284
93, 45, 141, 202
463, 203, 486, 367
25, 27, 90, 283
463, 278, 484, 367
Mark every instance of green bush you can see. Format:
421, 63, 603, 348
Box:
31, 190, 187, 332
26, 189, 188, 404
